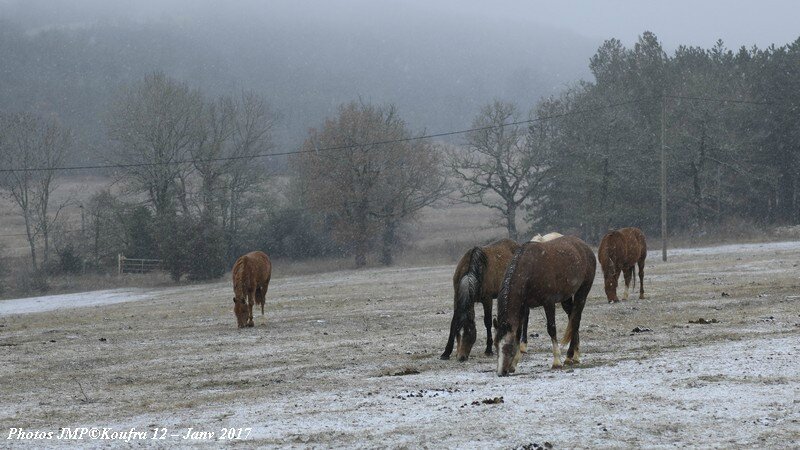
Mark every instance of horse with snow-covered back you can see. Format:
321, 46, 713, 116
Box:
518, 232, 565, 353
494, 235, 595, 376
440, 238, 519, 361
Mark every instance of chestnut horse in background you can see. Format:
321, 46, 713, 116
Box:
231, 251, 272, 328
494, 235, 595, 376
441, 238, 519, 361
598, 227, 647, 303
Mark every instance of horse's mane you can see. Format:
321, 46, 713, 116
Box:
496, 245, 525, 331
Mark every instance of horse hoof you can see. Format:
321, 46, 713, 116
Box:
484, 350, 493, 357
551, 364, 563, 370
519, 343, 528, 354
457, 356, 468, 362
564, 358, 579, 365
440, 354, 451, 360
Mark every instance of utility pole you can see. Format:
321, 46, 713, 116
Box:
661, 94, 668, 262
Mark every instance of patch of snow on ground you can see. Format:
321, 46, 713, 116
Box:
0, 289, 152, 316
658, 240, 800, 258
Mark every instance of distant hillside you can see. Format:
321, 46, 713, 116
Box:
0, 0, 595, 164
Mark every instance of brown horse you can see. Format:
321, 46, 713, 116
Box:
494, 235, 596, 376
231, 251, 272, 328
520, 232, 564, 353
440, 238, 519, 361
598, 227, 647, 303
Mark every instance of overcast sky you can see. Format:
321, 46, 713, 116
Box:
1, 0, 798, 51
519, 0, 800, 49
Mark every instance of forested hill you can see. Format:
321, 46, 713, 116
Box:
0, 2, 595, 164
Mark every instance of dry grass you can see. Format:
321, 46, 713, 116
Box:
0, 241, 798, 447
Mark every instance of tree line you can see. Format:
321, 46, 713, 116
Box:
1, 31, 799, 293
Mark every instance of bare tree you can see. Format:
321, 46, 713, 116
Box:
448, 101, 550, 240
0, 113, 70, 270
294, 102, 446, 267
107, 72, 204, 218
192, 96, 237, 215
372, 138, 448, 265
221, 92, 275, 251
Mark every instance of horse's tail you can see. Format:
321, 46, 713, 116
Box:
632, 264, 637, 291
561, 295, 579, 346
455, 247, 488, 333
561, 315, 574, 346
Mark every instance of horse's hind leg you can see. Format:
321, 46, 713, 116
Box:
260, 280, 270, 315
622, 267, 633, 301
544, 304, 561, 369
564, 286, 589, 365
638, 258, 645, 299
519, 308, 529, 353
482, 299, 493, 356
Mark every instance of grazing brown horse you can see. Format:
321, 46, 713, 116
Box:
494, 235, 596, 376
519, 232, 564, 353
231, 251, 272, 328
440, 238, 520, 361
598, 227, 647, 303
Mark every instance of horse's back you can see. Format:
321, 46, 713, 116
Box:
482, 238, 520, 295
522, 236, 595, 298
600, 227, 646, 264
620, 227, 647, 259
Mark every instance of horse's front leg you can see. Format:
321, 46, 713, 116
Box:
482, 299, 493, 356
246, 289, 255, 327
544, 304, 561, 369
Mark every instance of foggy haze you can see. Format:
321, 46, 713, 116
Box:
2, 0, 797, 154
3, 0, 797, 49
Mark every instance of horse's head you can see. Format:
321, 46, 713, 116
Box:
455, 318, 477, 361
493, 317, 520, 376
233, 297, 248, 328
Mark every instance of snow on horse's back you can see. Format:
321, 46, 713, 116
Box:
530, 232, 563, 243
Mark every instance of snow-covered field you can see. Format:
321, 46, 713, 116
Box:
0, 242, 798, 448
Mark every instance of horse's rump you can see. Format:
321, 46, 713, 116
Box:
232, 251, 272, 299
444, 238, 519, 360
598, 227, 646, 269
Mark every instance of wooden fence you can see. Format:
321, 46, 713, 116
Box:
117, 254, 163, 275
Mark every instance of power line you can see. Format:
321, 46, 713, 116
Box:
0, 93, 785, 175
0, 96, 656, 174
0, 229, 82, 238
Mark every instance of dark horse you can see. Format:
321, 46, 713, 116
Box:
494, 235, 596, 376
440, 238, 519, 361
598, 227, 647, 303
232, 251, 272, 328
